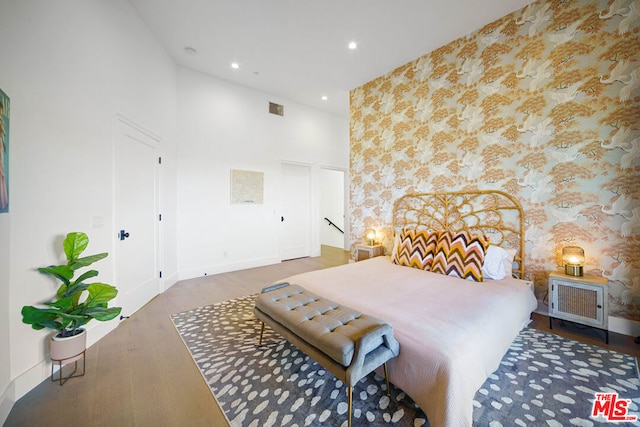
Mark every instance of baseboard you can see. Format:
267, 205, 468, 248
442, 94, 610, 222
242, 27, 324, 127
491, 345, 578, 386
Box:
608, 316, 640, 337
162, 272, 179, 292
11, 357, 50, 402
88, 320, 118, 347
0, 382, 15, 426
10, 319, 119, 406
533, 298, 640, 337
178, 256, 281, 281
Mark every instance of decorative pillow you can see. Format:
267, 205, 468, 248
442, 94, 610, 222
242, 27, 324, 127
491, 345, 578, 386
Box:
393, 228, 439, 270
431, 231, 490, 282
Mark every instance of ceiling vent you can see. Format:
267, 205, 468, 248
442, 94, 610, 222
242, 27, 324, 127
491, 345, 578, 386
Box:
269, 102, 284, 116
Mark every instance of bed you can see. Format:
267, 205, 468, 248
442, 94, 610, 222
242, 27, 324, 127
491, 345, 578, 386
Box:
279, 191, 538, 427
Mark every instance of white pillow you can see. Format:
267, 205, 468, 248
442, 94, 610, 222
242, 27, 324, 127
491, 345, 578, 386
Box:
482, 245, 507, 280
482, 245, 517, 280
503, 248, 517, 278
390, 231, 401, 260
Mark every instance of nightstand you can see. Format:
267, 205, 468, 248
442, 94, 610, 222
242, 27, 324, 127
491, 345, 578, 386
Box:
354, 244, 384, 262
548, 271, 608, 343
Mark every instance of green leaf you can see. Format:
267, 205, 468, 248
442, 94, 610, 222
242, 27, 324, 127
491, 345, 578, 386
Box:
69, 252, 108, 270
56, 311, 91, 322
63, 232, 89, 262
84, 306, 122, 321
46, 296, 75, 310
21, 306, 65, 333
86, 283, 118, 306
59, 282, 89, 299
21, 305, 56, 323
38, 265, 74, 284
72, 269, 99, 285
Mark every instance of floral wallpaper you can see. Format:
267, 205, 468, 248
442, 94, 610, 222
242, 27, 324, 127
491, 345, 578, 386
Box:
349, 0, 640, 321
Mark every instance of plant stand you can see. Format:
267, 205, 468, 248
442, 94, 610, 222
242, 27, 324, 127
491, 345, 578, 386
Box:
51, 351, 85, 386
49, 328, 87, 386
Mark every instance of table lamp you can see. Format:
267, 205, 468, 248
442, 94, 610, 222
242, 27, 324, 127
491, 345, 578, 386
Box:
562, 246, 584, 277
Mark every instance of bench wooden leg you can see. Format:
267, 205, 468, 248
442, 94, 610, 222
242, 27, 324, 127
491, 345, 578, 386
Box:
383, 362, 390, 396
258, 322, 265, 346
348, 385, 352, 427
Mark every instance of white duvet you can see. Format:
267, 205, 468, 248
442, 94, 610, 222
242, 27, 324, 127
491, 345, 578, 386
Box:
282, 256, 538, 427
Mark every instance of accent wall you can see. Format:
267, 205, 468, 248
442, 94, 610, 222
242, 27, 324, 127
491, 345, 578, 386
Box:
349, 0, 640, 324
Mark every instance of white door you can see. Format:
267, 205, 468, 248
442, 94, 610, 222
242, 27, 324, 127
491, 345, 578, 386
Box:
280, 162, 311, 260
115, 117, 160, 317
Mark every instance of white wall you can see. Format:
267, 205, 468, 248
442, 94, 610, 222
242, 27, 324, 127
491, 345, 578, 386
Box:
320, 168, 346, 249
176, 67, 349, 278
0, 1, 349, 420
0, 0, 178, 419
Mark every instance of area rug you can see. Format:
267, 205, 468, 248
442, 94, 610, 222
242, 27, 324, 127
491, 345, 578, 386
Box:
171, 295, 640, 426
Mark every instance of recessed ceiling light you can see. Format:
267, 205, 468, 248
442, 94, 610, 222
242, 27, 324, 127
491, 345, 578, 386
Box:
348, 41, 357, 50
321, 96, 328, 101
231, 62, 239, 69
184, 46, 197, 55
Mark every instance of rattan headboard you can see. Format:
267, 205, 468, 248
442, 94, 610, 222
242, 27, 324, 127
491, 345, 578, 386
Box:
392, 191, 525, 279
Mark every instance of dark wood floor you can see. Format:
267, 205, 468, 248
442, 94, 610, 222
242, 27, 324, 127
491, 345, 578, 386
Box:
6, 247, 639, 426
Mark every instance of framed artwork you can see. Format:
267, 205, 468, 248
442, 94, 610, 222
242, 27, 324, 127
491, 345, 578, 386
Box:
0, 88, 9, 214
230, 169, 264, 204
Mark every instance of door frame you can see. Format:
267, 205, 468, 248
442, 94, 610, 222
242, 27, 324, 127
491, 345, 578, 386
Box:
319, 165, 349, 250
112, 114, 162, 316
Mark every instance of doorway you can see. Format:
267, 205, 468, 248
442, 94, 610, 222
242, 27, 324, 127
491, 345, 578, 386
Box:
320, 168, 345, 249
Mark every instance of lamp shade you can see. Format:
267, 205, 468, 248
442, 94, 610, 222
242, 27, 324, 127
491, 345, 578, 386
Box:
366, 229, 376, 245
562, 246, 584, 276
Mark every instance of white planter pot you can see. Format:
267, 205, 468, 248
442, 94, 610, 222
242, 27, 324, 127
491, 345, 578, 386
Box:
50, 329, 87, 361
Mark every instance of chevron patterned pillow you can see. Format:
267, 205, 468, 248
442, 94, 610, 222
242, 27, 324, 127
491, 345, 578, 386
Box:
431, 231, 490, 282
392, 228, 439, 270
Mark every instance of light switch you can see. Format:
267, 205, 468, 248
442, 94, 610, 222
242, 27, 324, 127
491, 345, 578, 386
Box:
91, 215, 104, 229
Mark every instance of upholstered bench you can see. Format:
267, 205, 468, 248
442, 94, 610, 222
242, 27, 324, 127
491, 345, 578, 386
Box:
254, 282, 400, 427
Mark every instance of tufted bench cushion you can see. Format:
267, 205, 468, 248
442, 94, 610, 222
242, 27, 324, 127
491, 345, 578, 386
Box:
255, 283, 391, 367
254, 283, 400, 427
254, 282, 399, 383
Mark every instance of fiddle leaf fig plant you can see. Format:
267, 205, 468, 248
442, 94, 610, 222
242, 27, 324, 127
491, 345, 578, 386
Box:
21, 232, 122, 337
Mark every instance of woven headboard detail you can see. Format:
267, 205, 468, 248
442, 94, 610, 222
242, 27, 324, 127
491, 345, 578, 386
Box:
392, 191, 525, 279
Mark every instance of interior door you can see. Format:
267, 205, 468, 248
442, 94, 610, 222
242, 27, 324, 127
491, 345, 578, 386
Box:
115, 117, 160, 317
279, 162, 311, 260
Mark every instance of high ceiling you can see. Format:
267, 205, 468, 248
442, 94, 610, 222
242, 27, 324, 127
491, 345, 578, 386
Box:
129, 0, 534, 118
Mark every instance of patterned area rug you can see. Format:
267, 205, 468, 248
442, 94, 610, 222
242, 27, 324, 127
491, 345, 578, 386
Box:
170, 295, 640, 426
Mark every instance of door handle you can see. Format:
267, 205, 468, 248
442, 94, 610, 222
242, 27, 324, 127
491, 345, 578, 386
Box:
281, 216, 284, 222
119, 229, 130, 241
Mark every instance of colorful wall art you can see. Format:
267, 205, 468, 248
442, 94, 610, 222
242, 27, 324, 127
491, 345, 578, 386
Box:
0, 88, 9, 214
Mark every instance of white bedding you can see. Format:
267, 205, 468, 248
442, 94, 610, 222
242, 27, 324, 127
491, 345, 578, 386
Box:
282, 256, 538, 427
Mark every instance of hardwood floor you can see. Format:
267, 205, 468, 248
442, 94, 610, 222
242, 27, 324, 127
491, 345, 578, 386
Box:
6, 247, 639, 426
